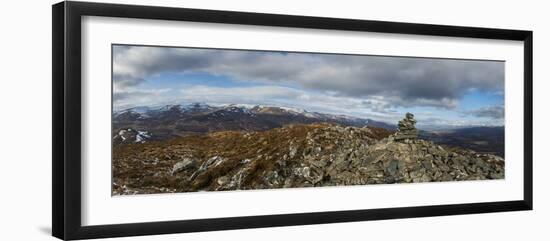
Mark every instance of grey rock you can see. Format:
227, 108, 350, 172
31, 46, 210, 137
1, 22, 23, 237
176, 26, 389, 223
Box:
420, 174, 432, 182
189, 156, 225, 181
421, 160, 432, 170
171, 158, 197, 175
217, 176, 230, 186
386, 160, 399, 175
289, 146, 298, 158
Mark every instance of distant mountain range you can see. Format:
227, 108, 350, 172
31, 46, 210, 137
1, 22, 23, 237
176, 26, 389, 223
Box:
112, 102, 504, 157
113, 102, 395, 138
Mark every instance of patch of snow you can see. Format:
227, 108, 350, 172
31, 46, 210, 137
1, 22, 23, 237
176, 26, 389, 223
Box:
157, 104, 182, 112
175, 102, 216, 113
113, 106, 152, 119
118, 129, 127, 141
135, 130, 151, 143
223, 105, 251, 114
279, 106, 307, 114
128, 106, 151, 114
303, 112, 319, 118
187, 102, 211, 108
137, 130, 151, 138
228, 103, 259, 109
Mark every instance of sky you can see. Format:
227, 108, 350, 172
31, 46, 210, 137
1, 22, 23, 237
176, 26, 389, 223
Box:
112, 45, 505, 128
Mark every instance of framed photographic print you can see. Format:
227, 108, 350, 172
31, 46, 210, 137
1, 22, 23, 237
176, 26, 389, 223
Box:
52, 1, 533, 240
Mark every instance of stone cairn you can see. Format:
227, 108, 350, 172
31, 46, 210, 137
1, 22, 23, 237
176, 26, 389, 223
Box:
394, 112, 418, 141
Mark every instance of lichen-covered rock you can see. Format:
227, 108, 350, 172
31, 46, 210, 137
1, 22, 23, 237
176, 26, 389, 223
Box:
171, 158, 197, 175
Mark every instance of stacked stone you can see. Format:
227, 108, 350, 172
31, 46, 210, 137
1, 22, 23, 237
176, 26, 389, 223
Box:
394, 112, 418, 140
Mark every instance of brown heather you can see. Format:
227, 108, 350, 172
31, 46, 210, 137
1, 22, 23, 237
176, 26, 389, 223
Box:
112, 123, 503, 195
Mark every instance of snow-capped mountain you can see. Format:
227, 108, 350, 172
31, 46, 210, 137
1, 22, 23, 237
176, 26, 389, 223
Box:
111, 103, 502, 157
112, 103, 395, 143
112, 128, 152, 144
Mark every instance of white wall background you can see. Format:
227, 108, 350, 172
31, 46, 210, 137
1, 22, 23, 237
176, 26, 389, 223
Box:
0, 0, 547, 240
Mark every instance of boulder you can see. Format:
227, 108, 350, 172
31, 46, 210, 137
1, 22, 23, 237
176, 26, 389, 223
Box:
171, 158, 197, 175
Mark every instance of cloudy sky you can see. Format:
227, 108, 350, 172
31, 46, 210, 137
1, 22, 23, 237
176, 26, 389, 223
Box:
112, 45, 505, 128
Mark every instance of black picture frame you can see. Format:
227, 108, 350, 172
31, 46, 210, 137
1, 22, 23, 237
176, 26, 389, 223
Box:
52, 1, 533, 240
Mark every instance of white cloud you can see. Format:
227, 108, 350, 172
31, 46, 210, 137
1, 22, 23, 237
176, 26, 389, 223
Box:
179, 85, 301, 101
113, 88, 173, 110
113, 45, 504, 110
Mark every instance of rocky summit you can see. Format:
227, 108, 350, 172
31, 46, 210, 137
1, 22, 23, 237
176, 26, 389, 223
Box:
112, 113, 504, 195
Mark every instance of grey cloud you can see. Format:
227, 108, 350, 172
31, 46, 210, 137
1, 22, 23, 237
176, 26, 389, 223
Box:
361, 100, 396, 114
113, 73, 146, 89
464, 106, 505, 119
113, 45, 504, 109
113, 88, 173, 110
297, 55, 503, 107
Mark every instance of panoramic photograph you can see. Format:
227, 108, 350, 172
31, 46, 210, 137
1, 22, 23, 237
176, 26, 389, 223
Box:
111, 45, 505, 195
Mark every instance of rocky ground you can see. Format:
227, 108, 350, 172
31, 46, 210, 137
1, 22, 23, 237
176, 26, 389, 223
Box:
112, 123, 504, 195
